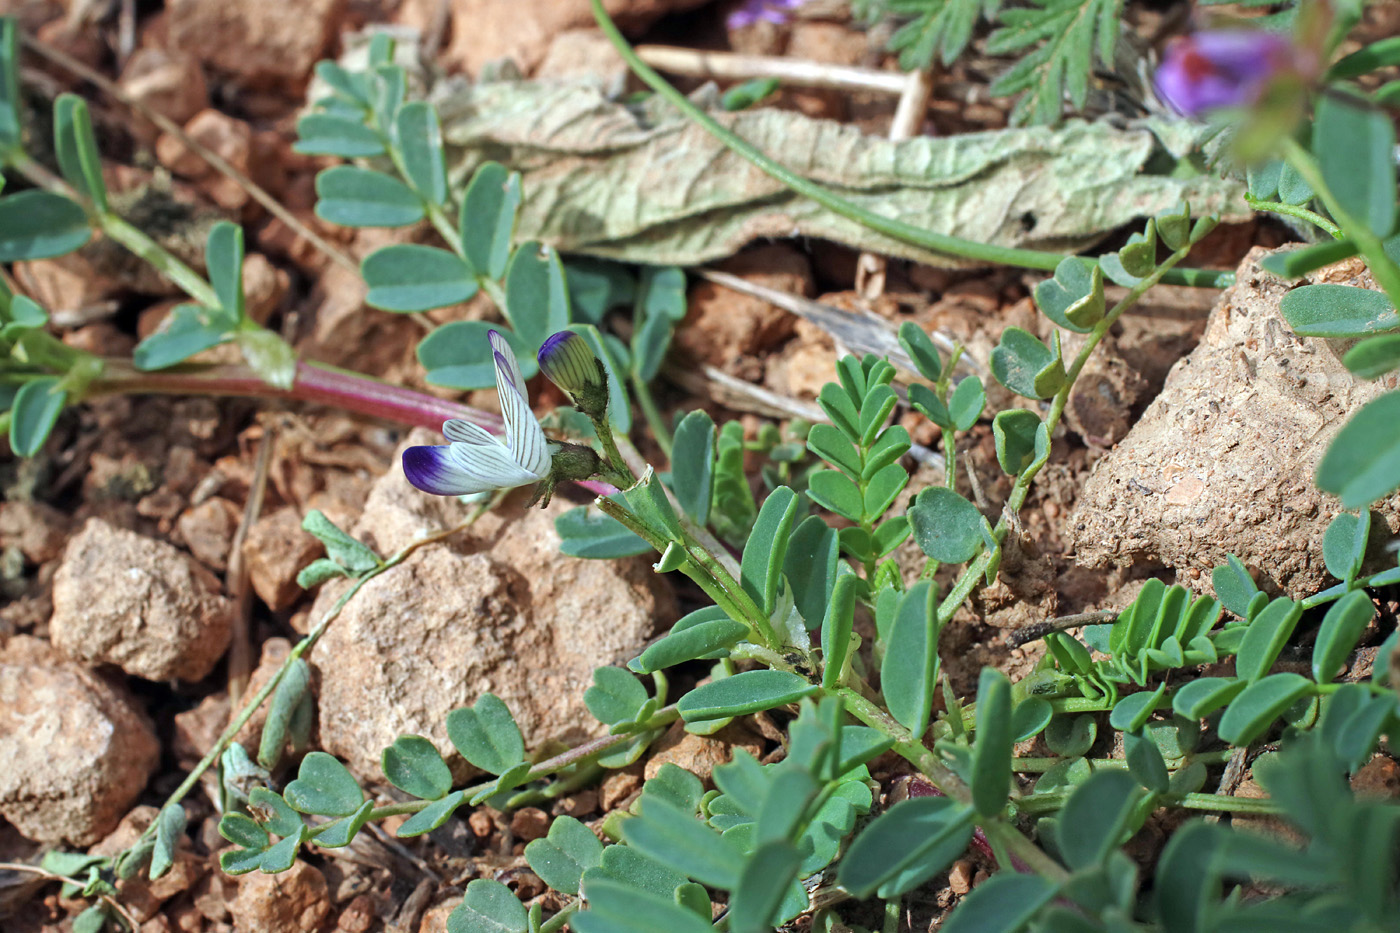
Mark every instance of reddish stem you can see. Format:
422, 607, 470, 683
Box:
89, 359, 620, 496
89, 358, 504, 432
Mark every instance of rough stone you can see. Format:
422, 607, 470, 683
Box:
90, 806, 206, 922
675, 244, 811, 378
0, 500, 73, 565
535, 28, 627, 84
176, 497, 240, 572
411, 0, 708, 77
243, 507, 322, 612
51, 518, 233, 681
228, 860, 330, 933
643, 721, 764, 783
118, 47, 209, 134
166, 0, 345, 91
310, 432, 674, 782
417, 897, 462, 933
0, 636, 160, 845
1067, 249, 1400, 598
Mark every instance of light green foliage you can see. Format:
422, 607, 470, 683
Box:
14, 12, 1400, 933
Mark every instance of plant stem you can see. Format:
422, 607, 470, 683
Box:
597, 495, 778, 648
130, 518, 479, 855
588, 0, 1234, 290
631, 372, 674, 459
1280, 137, 1400, 309
935, 231, 1208, 628
88, 358, 504, 433
836, 687, 1071, 883
1243, 194, 1343, 239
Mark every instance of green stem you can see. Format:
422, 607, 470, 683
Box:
590, 415, 638, 487
597, 495, 770, 645
935, 231, 1208, 627
129, 519, 478, 854
587, 0, 1232, 290
539, 902, 579, 933
98, 214, 220, 307
1244, 194, 1344, 239
837, 687, 1071, 883
1013, 749, 1237, 772
1280, 137, 1400, 309
631, 372, 674, 459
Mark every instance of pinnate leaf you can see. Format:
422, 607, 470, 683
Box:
315, 166, 425, 227
9, 377, 67, 457
0, 190, 91, 261
909, 486, 984, 564
362, 244, 478, 312
1280, 284, 1398, 338
1312, 590, 1375, 683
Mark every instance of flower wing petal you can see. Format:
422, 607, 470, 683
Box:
443, 419, 497, 445
489, 330, 528, 402
487, 331, 551, 477
497, 378, 551, 477
448, 438, 542, 487
403, 445, 511, 496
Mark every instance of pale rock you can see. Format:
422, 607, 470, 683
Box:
51, 518, 233, 681
407, 0, 708, 77
417, 897, 462, 933
676, 244, 809, 374
242, 507, 321, 612
1068, 249, 1400, 597
0, 636, 160, 845
242, 253, 290, 325
535, 29, 627, 84
310, 432, 674, 782
12, 252, 114, 317
176, 497, 240, 572
167, 0, 346, 91
118, 47, 209, 133
643, 721, 764, 783
229, 860, 330, 933
0, 500, 73, 564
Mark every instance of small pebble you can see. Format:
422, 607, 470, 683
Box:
948, 859, 973, 896
468, 810, 495, 839
510, 807, 550, 842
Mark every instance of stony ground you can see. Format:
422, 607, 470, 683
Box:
1, 1, 1398, 932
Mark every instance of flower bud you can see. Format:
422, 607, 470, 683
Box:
1155, 30, 1299, 119
538, 330, 609, 421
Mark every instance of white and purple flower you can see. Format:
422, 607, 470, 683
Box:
403, 330, 553, 497
1155, 30, 1299, 119
727, 0, 805, 30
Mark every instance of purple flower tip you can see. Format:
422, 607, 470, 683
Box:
727, 0, 805, 30
1155, 30, 1297, 119
537, 330, 601, 397
403, 445, 463, 496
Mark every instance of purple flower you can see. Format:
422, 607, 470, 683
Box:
538, 331, 599, 396
402, 330, 552, 497
727, 0, 805, 30
1155, 30, 1298, 118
